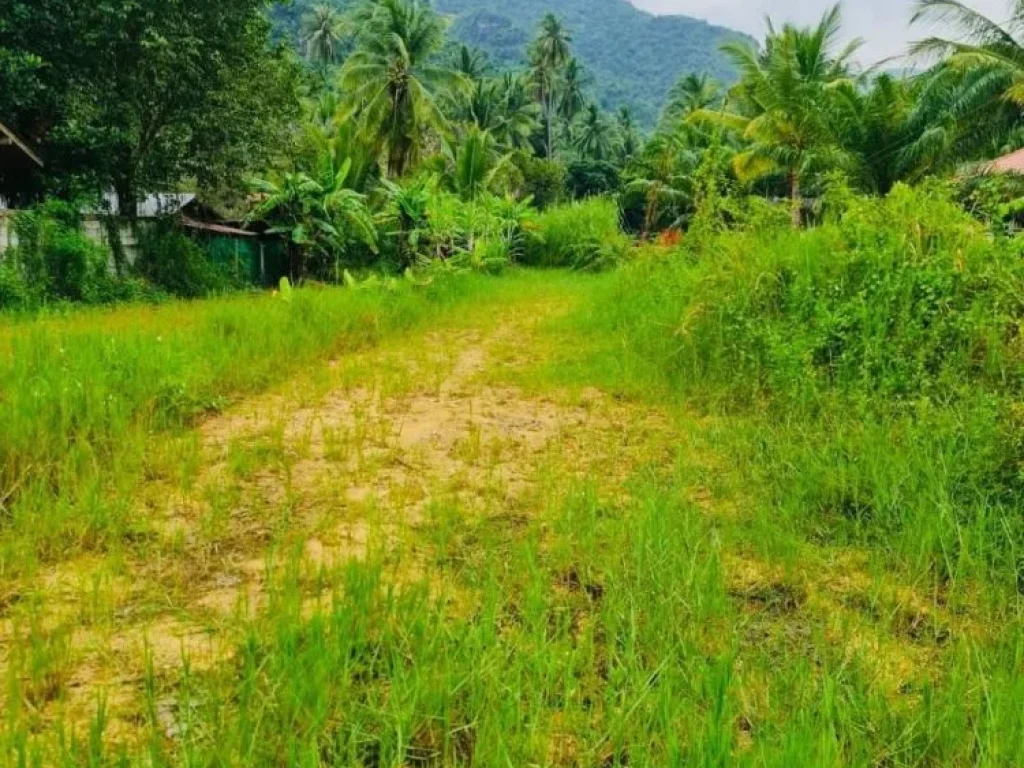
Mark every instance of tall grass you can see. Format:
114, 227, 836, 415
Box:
571, 183, 1024, 591
0, 276, 490, 576
522, 197, 630, 270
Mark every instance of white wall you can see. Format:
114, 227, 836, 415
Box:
0, 211, 147, 269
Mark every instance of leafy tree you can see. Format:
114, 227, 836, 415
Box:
340, 0, 468, 177
566, 159, 620, 198
514, 153, 567, 209
1, 0, 302, 213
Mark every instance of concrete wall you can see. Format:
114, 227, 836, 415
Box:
0, 211, 147, 267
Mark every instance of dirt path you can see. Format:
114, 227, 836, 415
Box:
0, 286, 673, 747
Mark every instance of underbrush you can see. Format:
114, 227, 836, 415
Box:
522, 197, 630, 271
573, 184, 1024, 588
0, 203, 248, 312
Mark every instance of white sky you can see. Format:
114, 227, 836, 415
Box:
628, 0, 1009, 65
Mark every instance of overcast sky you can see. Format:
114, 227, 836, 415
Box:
628, 0, 1008, 65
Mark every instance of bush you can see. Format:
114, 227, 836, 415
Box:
135, 222, 237, 298
378, 182, 533, 274
7, 202, 135, 307
586, 184, 1024, 578
0, 259, 29, 310
514, 154, 567, 210
566, 159, 621, 199
523, 197, 630, 270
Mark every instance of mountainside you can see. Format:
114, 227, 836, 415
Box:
274, 0, 752, 127
441, 0, 753, 126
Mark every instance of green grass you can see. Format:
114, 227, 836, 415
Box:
0, 274, 503, 578
2, 189, 1024, 766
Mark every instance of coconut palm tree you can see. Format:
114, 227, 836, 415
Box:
662, 73, 722, 127
529, 13, 572, 158
692, 4, 860, 227
302, 5, 347, 72
909, 1, 1024, 160
441, 126, 514, 200
574, 104, 614, 161
495, 74, 542, 151
623, 127, 702, 236
453, 44, 490, 81
340, 0, 468, 178
559, 58, 589, 124
616, 106, 640, 164
466, 74, 541, 151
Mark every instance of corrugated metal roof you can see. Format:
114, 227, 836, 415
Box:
181, 216, 256, 237
982, 148, 1024, 175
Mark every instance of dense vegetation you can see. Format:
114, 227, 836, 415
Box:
272, 0, 752, 126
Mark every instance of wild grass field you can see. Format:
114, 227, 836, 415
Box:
2, 187, 1024, 767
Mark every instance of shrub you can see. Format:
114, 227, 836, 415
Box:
514, 154, 566, 210
566, 159, 621, 199
586, 184, 1024, 578
0, 259, 29, 310
8, 202, 128, 306
378, 182, 533, 274
135, 222, 237, 298
523, 197, 630, 271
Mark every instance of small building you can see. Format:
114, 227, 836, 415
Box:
0, 121, 44, 251
0, 128, 287, 287
179, 207, 288, 288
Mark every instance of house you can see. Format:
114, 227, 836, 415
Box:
0, 121, 43, 205
0, 121, 44, 251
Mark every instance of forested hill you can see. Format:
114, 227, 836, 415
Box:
273, 0, 752, 126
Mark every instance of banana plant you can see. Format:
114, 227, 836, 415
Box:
248, 158, 377, 281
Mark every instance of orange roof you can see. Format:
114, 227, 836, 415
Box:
982, 148, 1024, 174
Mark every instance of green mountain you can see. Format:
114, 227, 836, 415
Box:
272, 0, 753, 127
436, 0, 751, 125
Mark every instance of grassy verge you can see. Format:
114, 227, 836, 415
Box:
0, 274, 503, 578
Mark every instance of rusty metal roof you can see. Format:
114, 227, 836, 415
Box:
982, 148, 1024, 175
181, 216, 257, 237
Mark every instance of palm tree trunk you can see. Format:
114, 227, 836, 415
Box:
789, 170, 801, 230
545, 92, 554, 159
643, 188, 660, 240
